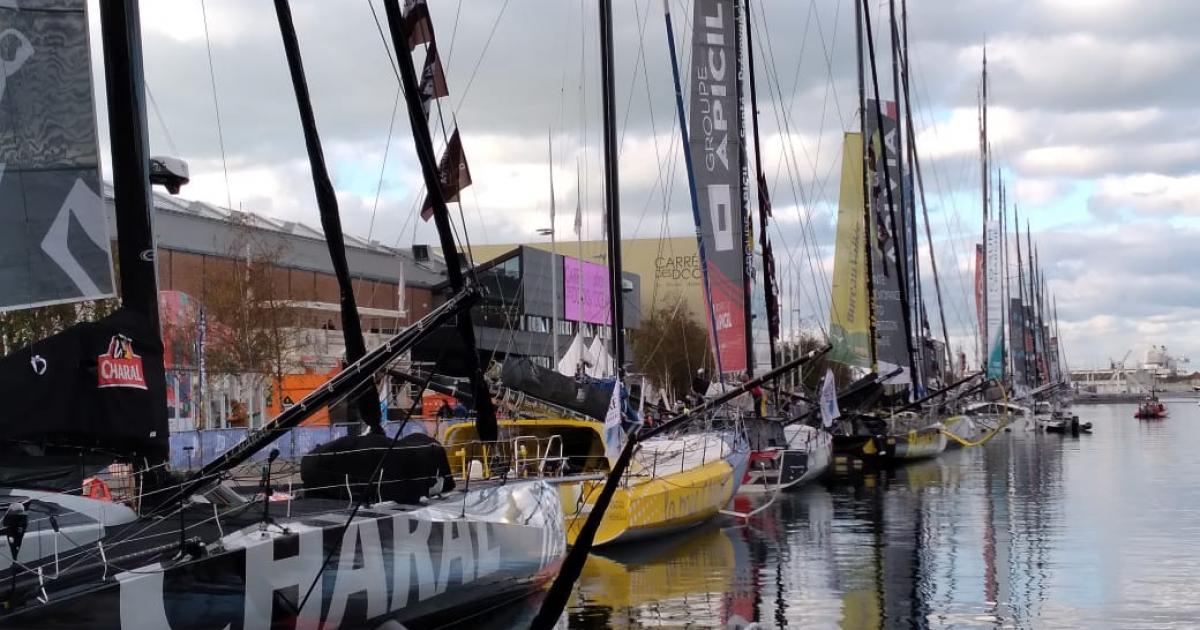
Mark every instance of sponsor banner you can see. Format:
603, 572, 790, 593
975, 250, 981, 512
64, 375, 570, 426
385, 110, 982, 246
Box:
829, 132, 871, 367
563, 255, 610, 325
1008, 298, 1027, 387
865, 99, 910, 383
689, 0, 747, 374
984, 221, 1004, 378
975, 243, 985, 368
98, 334, 148, 390
0, 0, 114, 310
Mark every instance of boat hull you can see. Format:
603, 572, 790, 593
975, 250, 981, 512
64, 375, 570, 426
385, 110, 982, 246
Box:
738, 426, 832, 494
563, 435, 746, 547
1, 482, 565, 630
833, 425, 946, 464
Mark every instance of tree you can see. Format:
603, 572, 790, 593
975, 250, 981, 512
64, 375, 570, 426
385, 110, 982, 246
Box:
201, 217, 299, 425
629, 297, 714, 400
779, 331, 853, 393
0, 299, 118, 356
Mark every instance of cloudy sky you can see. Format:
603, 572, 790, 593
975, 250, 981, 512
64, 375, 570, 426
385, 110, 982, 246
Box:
81, 0, 1200, 370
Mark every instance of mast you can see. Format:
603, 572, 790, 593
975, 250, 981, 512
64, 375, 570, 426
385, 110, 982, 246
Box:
1014, 205, 1028, 390
999, 176, 1008, 381
978, 46, 989, 369
887, 0, 919, 390
855, 0, 879, 371
743, 0, 777, 372
898, 0, 951, 379
863, 0, 919, 385
1025, 220, 1037, 386
734, 0, 754, 376
599, 0, 625, 378
547, 131, 559, 364
382, 0, 499, 440
275, 0, 381, 431
664, 0, 727, 379
99, 0, 160, 335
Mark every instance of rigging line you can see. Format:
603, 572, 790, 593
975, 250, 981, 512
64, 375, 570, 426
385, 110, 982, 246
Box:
367, 0, 401, 82
809, 0, 848, 132
442, 0, 465, 73
752, 14, 833, 329
908, 73, 977, 339
144, 82, 179, 156
450, 0, 512, 115
200, 0, 233, 210
363, 0, 404, 310
616, 0, 653, 156
752, 5, 835, 311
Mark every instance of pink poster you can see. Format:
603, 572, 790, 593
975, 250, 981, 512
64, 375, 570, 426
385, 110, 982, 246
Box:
563, 257, 611, 325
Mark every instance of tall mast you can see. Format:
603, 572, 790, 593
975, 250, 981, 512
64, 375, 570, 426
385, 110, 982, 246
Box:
863, 0, 919, 384
547, 131, 559, 364
887, 0, 919, 390
664, 0, 727, 379
855, 0, 879, 371
999, 175, 1008, 381
732, 0, 753, 376
1025, 220, 1037, 386
978, 46, 988, 369
99, 0, 160, 335
1014, 205, 1028, 390
98, 0, 167, 464
743, 0, 776, 372
899, 0, 951, 379
275, 0, 381, 431
382, 0, 499, 440
599, 0, 625, 377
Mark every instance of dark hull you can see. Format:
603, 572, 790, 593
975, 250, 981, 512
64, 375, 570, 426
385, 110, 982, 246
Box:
833, 425, 946, 465
1, 483, 565, 630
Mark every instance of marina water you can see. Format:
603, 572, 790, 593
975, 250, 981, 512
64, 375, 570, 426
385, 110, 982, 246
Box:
499, 401, 1200, 628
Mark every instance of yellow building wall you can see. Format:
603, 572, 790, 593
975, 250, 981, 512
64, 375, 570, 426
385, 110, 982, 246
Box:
461, 237, 707, 323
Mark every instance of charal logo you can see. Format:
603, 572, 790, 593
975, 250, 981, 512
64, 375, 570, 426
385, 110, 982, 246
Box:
98, 334, 147, 390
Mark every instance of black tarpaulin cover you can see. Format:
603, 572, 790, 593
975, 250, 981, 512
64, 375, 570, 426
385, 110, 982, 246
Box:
500, 357, 612, 420
0, 308, 169, 464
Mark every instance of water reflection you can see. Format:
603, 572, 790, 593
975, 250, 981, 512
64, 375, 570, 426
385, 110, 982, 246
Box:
540, 403, 1200, 629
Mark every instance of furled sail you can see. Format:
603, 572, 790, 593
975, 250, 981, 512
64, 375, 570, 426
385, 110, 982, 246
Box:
829, 132, 871, 368
688, 0, 747, 374
0, 0, 115, 311
864, 99, 910, 383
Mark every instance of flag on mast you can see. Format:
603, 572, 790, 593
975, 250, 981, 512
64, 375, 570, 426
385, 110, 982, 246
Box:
420, 129, 472, 220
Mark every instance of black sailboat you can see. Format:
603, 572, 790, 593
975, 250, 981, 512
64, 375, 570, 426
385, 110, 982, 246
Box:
0, 1, 565, 627
824, 0, 950, 464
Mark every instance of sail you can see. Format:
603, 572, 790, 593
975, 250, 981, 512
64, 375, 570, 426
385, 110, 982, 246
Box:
1008, 298, 1028, 395
688, 0, 747, 374
975, 243, 985, 368
0, 0, 115, 311
864, 99, 910, 383
0, 307, 169, 487
829, 132, 871, 367
984, 220, 1004, 378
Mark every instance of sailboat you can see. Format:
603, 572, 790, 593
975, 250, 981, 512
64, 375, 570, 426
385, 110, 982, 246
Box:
825, 0, 947, 464
734, 0, 833, 494
0, 2, 565, 627
439, 0, 753, 548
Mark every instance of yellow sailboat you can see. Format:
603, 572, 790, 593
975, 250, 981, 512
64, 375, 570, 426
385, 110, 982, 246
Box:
440, 418, 748, 547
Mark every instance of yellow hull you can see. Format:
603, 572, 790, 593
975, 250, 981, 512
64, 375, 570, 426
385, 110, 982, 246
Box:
439, 418, 741, 548
561, 455, 739, 547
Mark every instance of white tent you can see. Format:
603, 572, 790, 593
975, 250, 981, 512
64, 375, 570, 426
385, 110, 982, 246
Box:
587, 335, 614, 378
556, 331, 590, 376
